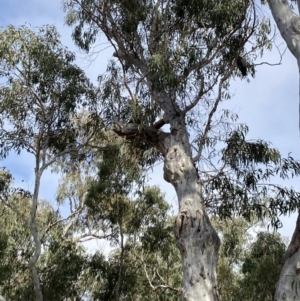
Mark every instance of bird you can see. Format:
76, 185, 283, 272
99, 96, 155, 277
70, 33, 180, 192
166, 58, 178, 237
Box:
237, 56, 247, 77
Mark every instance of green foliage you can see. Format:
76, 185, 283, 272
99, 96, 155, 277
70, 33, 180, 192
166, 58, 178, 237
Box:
0, 2, 295, 301
39, 240, 87, 300
214, 218, 286, 301
82, 215, 286, 301
86, 144, 142, 229
0, 233, 9, 286
214, 218, 250, 301
61, 0, 300, 231
204, 129, 300, 228
63, 0, 271, 134
0, 25, 98, 158
236, 232, 285, 301
0, 193, 88, 300
84, 213, 182, 301
0, 181, 288, 301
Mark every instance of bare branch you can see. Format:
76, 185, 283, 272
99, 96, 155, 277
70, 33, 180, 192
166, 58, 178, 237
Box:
192, 71, 233, 163
76, 232, 113, 242
143, 262, 181, 294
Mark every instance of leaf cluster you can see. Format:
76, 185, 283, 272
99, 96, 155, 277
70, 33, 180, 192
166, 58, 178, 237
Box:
0, 25, 99, 158
204, 129, 300, 228
63, 0, 271, 120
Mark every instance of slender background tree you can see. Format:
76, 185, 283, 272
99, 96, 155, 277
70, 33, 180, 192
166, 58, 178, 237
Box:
0, 25, 100, 301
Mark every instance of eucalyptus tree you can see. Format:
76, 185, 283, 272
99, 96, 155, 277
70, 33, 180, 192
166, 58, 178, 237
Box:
236, 232, 286, 301
212, 218, 286, 301
61, 0, 300, 300
0, 25, 100, 301
0, 179, 89, 301
260, 0, 300, 299
84, 184, 182, 301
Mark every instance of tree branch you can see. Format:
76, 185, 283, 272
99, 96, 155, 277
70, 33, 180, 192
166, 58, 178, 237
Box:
143, 262, 181, 294
113, 122, 160, 143
193, 72, 232, 163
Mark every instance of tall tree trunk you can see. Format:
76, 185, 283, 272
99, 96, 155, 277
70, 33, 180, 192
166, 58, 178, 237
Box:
275, 212, 300, 300
163, 126, 220, 301
114, 222, 124, 301
114, 118, 221, 300
268, 1, 300, 299
268, 0, 300, 130
28, 158, 44, 301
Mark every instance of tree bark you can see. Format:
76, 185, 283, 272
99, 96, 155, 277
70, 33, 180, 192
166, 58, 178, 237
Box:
275, 212, 300, 301
28, 170, 43, 301
114, 223, 124, 301
268, 0, 300, 58
268, 0, 300, 130
268, 1, 300, 300
28, 164, 43, 301
164, 145, 220, 301
113, 119, 221, 301
162, 120, 220, 301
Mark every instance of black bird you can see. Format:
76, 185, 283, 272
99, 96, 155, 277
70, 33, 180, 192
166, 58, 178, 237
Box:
237, 56, 247, 77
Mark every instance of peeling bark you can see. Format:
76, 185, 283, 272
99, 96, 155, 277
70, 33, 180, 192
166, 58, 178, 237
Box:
164, 143, 220, 301
114, 119, 221, 301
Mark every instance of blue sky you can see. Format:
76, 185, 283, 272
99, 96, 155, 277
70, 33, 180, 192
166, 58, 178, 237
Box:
0, 0, 299, 241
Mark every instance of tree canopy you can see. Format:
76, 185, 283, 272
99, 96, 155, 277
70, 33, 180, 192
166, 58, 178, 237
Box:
0, 1, 299, 300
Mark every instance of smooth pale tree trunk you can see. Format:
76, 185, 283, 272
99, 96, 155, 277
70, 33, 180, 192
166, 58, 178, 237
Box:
267, 1, 300, 299
162, 123, 220, 301
28, 167, 43, 301
268, 0, 300, 129
114, 120, 221, 301
275, 212, 300, 301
